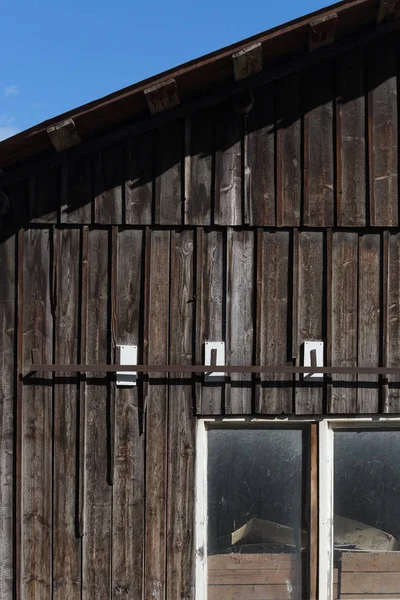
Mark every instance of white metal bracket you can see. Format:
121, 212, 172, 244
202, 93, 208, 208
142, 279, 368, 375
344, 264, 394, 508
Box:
204, 341, 225, 382
116, 345, 137, 387
303, 341, 324, 380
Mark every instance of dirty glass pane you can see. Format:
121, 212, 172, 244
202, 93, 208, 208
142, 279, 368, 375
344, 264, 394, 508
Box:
334, 430, 400, 598
207, 427, 308, 599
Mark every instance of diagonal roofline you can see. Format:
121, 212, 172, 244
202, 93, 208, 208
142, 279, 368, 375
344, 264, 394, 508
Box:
0, 0, 392, 169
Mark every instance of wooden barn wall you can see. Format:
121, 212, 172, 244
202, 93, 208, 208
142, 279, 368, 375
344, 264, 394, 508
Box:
0, 32, 400, 599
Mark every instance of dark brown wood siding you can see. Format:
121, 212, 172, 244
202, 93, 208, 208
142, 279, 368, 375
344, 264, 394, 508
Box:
1, 29, 400, 600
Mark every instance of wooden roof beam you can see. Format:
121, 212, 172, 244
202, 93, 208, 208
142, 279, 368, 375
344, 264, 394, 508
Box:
232, 43, 263, 81
144, 78, 180, 115
46, 118, 81, 152
378, 0, 400, 23
309, 13, 338, 52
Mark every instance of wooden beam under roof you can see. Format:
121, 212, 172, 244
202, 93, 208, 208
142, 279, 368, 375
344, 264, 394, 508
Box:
47, 118, 81, 152
232, 43, 263, 81
377, 0, 400, 23
309, 13, 338, 51
144, 78, 180, 115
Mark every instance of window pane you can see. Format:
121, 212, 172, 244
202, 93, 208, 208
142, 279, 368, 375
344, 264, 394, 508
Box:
334, 430, 400, 598
207, 428, 308, 600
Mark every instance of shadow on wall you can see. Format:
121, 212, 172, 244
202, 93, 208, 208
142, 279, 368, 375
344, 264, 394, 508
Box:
0, 33, 398, 241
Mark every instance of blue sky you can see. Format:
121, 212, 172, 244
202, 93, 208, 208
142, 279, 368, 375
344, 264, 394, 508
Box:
0, 0, 334, 140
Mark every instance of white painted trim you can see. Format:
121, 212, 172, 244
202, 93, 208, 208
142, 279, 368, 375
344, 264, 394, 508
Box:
318, 417, 400, 599
195, 419, 208, 600
319, 419, 334, 600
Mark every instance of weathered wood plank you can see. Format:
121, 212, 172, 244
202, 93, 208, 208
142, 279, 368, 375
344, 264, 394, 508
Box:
214, 103, 243, 226
167, 229, 195, 599
184, 111, 213, 226
387, 233, 400, 411
144, 230, 170, 600
341, 551, 400, 572
226, 229, 254, 414
358, 233, 381, 413
154, 121, 183, 224
341, 572, 400, 594
245, 83, 275, 225
0, 233, 15, 600
296, 231, 324, 414
209, 570, 299, 585
83, 229, 112, 597
94, 144, 123, 224
336, 47, 366, 226
368, 36, 398, 226
125, 134, 153, 225
256, 230, 292, 414
78, 227, 88, 538
276, 73, 301, 226
61, 154, 93, 223
208, 584, 298, 600
196, 229, 225, 415
112, 228, 144, 599
22, 228, 52, 599
330, 232, 358, 413
208, 554, 297, 570
53, 228, 81, 599
303, 63, 334, 227
29, 167, 61, 222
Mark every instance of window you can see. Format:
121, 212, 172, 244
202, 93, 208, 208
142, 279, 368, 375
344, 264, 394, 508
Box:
320, 421, 400, 600
196, 419, 400, 600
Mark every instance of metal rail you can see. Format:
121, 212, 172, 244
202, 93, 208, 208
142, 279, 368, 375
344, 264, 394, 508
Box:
28, 364, 400, 375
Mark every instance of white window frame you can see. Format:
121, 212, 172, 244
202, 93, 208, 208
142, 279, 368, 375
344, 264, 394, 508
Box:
196, 416, 400, 600
318, 417, 400, 600
195, 417, 313, 600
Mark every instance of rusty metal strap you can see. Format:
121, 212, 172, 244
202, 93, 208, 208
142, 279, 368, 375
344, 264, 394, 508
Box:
28, 364, 400, 375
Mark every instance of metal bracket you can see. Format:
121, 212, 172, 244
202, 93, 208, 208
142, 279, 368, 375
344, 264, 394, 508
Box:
204, 341, 225, 382
116, 345, 137, 387
303, 341, 324, 380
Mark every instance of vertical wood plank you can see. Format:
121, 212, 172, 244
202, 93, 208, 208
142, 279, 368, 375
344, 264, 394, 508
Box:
154, 121, 183, 225
185, 111, 214, 226
358, 233, 381, 413
125, 134, 153, 225
256, 230, 292, 414
296, 231, 324, 414
83, 229, 112, 597
225, 229, 254, 414
336, 47, 366, 227
0, 233, 15, 600
387, 233, 400, 411
22, 228, 52, 599
29, 167, 61, 222
195, 229, 225, 415
78, 227, 88, 538
214, 104, 243, 226
94, 144, 123, 224
53, 228, 81, 599
276, 73, 301, 226
368, 36, 398, 226
144, 229, 170, 600
61, 155, 93, 223
382, 231, 389, 412
245, 83, 275, 225
303, 63, 335, 227
113, 228, 144, 599
167, 229, 195, 599
15, 229, 24, 600
331, 232, 358, 413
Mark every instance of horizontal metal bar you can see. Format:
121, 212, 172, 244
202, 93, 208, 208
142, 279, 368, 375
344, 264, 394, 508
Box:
28, 364, 400, 375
